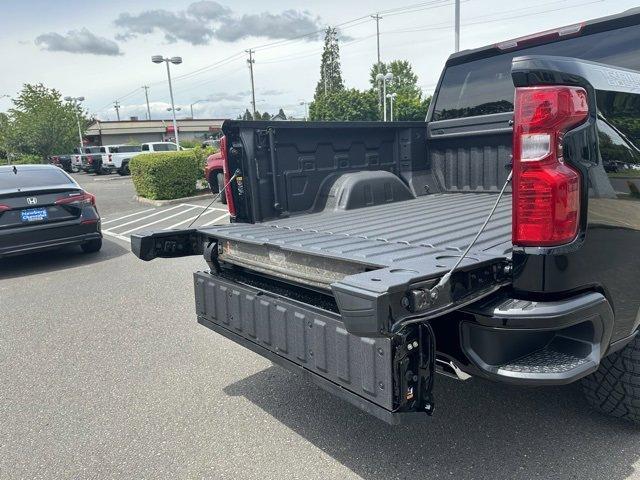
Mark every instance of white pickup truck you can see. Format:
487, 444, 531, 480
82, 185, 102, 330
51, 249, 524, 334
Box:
95, 142, 180, 176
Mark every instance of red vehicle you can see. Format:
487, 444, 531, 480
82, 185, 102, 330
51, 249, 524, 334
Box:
204, 140, 227, 205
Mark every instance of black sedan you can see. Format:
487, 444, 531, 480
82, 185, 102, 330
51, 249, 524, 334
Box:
0, 165, 102, 258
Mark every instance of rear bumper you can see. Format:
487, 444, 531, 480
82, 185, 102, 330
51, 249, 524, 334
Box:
459, 292, 616, 385
0, 222, 101, 258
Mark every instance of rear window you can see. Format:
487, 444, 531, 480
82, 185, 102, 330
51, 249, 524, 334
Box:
142, 144, 150, 151
0, 168, 74, 189
84, 147, 102, 154
153, 143, 177, 152
433, 23, 640, 121
116, 145, 141, 153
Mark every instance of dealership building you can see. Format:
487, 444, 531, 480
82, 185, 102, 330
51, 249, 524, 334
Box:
85, 118, 225, 146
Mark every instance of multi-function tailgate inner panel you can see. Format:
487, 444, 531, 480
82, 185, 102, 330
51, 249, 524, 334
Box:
194, 271, 397, 413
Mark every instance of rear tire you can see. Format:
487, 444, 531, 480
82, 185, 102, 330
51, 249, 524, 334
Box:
581, 335, 640, 424
118, 161, 130, 176
81, 238, 102, 253
217, 172, 227, 205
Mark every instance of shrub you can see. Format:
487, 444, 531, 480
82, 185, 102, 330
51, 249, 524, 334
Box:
192, 145, 215, 181
129, 150, 202, 200
11, 154, 42, 165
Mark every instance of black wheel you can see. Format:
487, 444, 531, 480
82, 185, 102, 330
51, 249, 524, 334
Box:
81, 238, 102, 253
217, 172, 227, 205
118, 161, 130, 176
581, 336, 640, 423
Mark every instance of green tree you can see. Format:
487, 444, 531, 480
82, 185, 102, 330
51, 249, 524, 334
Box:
369, 60, 430, 121
309, 89, 378, 121
237, 108, 253, 120
315, 27, 344, 98
3, 84, 86, 161
393, 95, 431, 121
369, 60, 421, 98
261, 112, 271, 120
0, 112, 9, 160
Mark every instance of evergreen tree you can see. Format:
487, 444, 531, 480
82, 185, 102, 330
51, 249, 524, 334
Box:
315, 27, 344, 98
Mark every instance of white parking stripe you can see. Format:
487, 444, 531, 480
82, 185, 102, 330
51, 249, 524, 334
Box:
103, 230, 131, 243
102, 208, 156, 225
103, 204, 186, 232
163, 208, 219, 230
181, 203, 227, 212
119, 205, 200, 235
199, 212, 230, 227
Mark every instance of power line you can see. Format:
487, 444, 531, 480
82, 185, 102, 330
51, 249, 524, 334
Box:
95, 0, 466, 111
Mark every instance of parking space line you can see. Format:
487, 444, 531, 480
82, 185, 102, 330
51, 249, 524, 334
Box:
182, 203, 228, 212
103, 204, 186, 232
102, 208, 156, 225
120, 205, 200, 235
103, 230, 131, 243
199, 212, 230, 227
163, 208, 219, 230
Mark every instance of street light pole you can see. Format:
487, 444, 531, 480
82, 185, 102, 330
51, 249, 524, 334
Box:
386, 93, 397, 121
376, 73, 393, 121
299, 101, 309, 121
455, 0, 461, 52
152, 55, 183, 148
64, 96, 85, 155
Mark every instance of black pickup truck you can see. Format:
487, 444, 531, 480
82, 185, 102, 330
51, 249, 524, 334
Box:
133, 9, 640, 425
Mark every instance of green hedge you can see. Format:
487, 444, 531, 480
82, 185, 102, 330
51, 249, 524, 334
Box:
10, 154, 42, 165
130, 150, 204, 200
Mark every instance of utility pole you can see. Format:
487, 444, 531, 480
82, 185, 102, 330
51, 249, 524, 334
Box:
246, 49, 257, 120
142, 86, 151, 120
371, 13, 383, 110
113, 100, 121, 121
371, 14, 382, 67
455, 0, 460, 52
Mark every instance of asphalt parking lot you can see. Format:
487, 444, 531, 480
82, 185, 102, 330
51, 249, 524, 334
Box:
2, 174, 640, 479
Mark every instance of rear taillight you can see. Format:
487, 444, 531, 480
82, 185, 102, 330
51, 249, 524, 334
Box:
220, 136, 236, 217
0, 204, 10, 213
55, 192, 96, 207
512, 86, 588, 247
108, 154, 112, 161
88, 156, 93, 164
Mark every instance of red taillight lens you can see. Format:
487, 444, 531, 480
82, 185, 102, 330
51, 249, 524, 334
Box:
108, 154, 112, 161
55, 192, 96, 207
220, 136, 237, 217
512, 86, 588, 247
0, 204, 11, 213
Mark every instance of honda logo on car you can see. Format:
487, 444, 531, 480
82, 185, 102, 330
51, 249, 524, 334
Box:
26, 197, 38, 205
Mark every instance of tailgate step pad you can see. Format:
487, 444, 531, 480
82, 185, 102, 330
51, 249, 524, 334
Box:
194, 271, 396, 412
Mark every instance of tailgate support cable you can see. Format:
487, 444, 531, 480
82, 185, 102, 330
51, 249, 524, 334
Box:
390, 170, 513, 334
429, 170, 513, 297
187, 170, 240, 228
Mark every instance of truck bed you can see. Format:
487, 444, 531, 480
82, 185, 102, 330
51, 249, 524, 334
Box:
202, 192, 511, 284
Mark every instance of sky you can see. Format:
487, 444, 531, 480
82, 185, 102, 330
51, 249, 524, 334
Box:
0, 0, 636, 121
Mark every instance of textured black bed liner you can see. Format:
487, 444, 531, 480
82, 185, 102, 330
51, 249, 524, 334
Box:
201, 192, 512, 270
